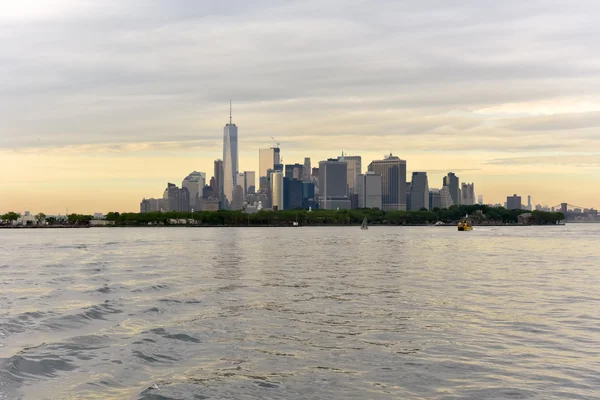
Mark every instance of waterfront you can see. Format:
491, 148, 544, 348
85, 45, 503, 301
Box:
1, 225, 599, 399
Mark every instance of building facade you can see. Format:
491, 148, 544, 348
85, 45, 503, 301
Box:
283, 178, 304, 210
244, 171, 256, 195
222, 117, 238, 205
507, 194, 522, 210
429, 189, 441, 210
443, 172, 460, 206
259, 147, 280, 178
319, 159, 349, 210
338, 154, 361, 195
409, 172, 429, 211
213, 159, 224, 205
460, 183, 475, 205
367, 154, 407, 211
440, 186, 454, 209
356, 172, 382, 209
302, 158, 312, 181
271, 171, 284, 211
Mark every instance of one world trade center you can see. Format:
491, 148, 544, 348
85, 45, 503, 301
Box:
222, 102, 238, 206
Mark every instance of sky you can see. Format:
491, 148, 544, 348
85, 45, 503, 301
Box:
1, 0, 600, 214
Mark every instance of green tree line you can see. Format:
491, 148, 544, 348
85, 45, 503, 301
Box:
101, 205, 564, 226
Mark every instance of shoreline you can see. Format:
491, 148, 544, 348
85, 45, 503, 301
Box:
0, 223, 567, 229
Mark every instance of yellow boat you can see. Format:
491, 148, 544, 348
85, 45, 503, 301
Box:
458, 215, 473, 231
457, 221, 473, 231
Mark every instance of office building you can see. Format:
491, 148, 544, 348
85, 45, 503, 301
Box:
367, 153, 407, 211
182, 171, 205, 206
202, 185, 214, 200
222, 105, 238, 205
259, 147, 280, 178
179, 187, 190, 212
163, 183, 179, 211
507, 194, 522, 210
338, 154, 361, 194
302, 158, 312, 181
409, 172, 429, 211
460, 183, 475, 205
271, 171, 284, 211
244, 171, 256, 195
213, 159, 224, 203
527, 195, 532, 211
478, 194, 484, 205
283, 178, 304, 210
429, 189, 441, 210
443, 173, 460, 205
440, 186, 454, 209
302, 181, 316, 209
285, 163, 303, 180
356, 172, 383, 209
140, 198, 164, 213
230, 185, 245, 210
319, 159, 350, 210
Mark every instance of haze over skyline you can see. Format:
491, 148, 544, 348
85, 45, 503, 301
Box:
2, 0, 600, 214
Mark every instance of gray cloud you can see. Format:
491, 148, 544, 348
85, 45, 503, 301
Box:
487, 154, 600, 167
1, 0, 600, 157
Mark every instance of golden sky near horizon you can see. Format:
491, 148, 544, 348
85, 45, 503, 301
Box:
1, 1, 600, 214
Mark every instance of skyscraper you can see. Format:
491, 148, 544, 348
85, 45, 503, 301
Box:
478, 194, 484, 205
460, 183, 475, 205
259, 147, 280, 178
356, 172, 382, 209
367, 154, 407, 211
302, 158, 311, 181
230, 185, 245, 210
409, 172, 429, 211
443, 173, 460, 206
213, 159, 224, 204
182, 171, 205, 209
319, 159, 350, 210
338, 154, 361, 194
429, 189, 441, 210
237, 172, 245, 196
244, 171, 256, 195
271, 171, 284, 211
283, 178, 303, 210
440, 186, 454, 209
222, 103, 238, 205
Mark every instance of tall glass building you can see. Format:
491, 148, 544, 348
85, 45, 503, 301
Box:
222, 115, 238, 205
367, 154, 407, 211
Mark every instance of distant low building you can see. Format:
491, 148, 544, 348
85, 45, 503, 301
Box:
518, 213, 533, 225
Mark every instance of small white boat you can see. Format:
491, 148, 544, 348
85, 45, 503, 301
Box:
361, 217, 368, 230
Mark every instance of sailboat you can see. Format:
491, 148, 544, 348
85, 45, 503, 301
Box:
293, 213, 299, 226
361, 217, 368, 230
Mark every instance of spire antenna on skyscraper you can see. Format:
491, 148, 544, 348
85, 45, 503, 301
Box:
229, 99, 232, 125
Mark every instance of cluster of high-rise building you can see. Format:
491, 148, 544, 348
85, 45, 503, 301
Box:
140, 108, 482, 213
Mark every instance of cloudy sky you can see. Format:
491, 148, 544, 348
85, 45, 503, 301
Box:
1, 0, 599, 213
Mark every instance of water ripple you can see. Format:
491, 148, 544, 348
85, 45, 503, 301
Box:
0, 225, 599, 399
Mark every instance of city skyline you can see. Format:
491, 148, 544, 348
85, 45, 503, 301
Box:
2, 1, 600, 213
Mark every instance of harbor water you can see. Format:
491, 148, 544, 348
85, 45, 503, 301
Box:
1, 225, 599, 399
